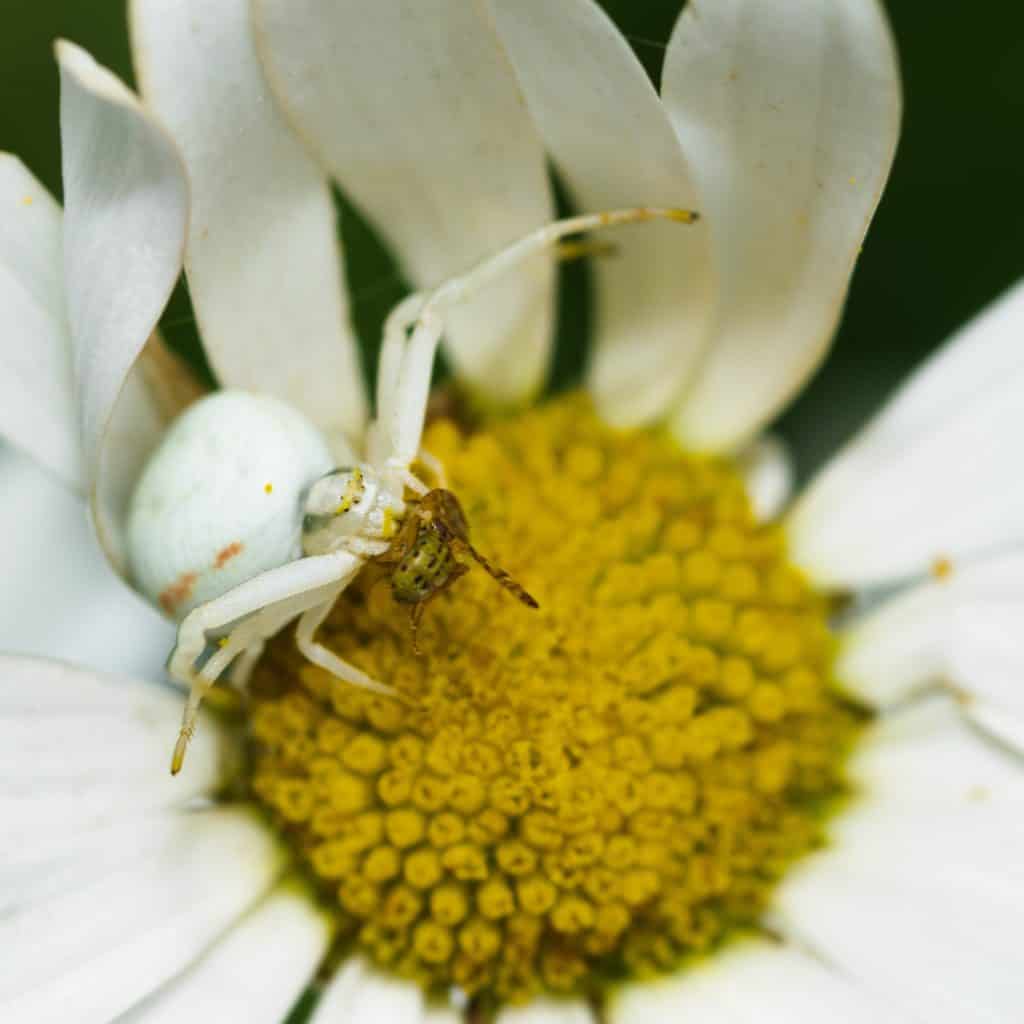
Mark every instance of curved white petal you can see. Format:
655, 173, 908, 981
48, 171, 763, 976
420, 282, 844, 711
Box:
120, 880, 329, 1023
610, 939, 906, 1024
0, 156, 82, 489
94, 369, 168, 578
0, 806, 286, 1023
0, 655, 232, 836
488, 0, 712, 425
498, 998, 594, 1024
663, 0, 901, 451
2, 813, 193, 915
836, 582, 948, 707
130, 0, 366, 440
966, 703, 1024, 760
776, 788, 1024, 1022
839, 696, 1022, 840
790, 279, 1024, 587
738, 434, 793, 521
0, 445, 173, 677
253, 0, 555, 404
308, 955, 424, 1024
837, 551, 1024, 752
57, 40, 188, 575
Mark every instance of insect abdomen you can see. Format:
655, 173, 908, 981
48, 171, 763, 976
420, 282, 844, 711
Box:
392, 529, 454, 604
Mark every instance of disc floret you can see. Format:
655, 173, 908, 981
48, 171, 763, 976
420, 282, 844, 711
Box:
249, 395, 861, 1006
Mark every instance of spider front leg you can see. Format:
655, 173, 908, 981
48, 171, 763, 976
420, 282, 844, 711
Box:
415, 447, 447, 488
168, 550, 362, 774
390, 306, 446, 471
368, 293, 425, 467
296, 591, 400, 700
383, 208, 699, 473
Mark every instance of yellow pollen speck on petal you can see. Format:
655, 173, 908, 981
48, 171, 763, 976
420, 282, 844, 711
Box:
21, 194, 33, 206
248, 393, 863, 1006
931, 555, 953, 580
264, 482, 274, 494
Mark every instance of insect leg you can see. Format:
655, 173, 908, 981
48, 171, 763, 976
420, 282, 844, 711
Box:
407, 561, 470, 655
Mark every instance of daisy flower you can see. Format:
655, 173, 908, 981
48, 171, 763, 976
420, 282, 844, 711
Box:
3, 1, 1023, 1022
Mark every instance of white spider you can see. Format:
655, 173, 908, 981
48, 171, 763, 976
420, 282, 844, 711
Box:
126, 206, 697, 774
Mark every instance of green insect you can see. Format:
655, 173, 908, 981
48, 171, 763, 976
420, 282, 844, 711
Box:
376, 489, 538, 652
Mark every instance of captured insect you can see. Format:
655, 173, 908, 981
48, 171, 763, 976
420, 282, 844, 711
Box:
376, 488, 538, 652
126, 206, 699, 773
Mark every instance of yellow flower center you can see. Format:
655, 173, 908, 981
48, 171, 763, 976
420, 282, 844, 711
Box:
248, 394, 862, 1006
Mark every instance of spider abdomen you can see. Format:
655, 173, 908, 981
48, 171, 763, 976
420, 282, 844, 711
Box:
127, 391, 334, 620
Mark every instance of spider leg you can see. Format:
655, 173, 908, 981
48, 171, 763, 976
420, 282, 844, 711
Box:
389, 306, 446, 470
416, 447, 447, 488
367, 293, 425, 467
384, 207, 698, 473
374, 512, 421, 567
230, 638, 265, 691
168, 550, 362, 774
424, 207, 698, 315
397, 467, 430, 496
344, 537, 392, 558
295, 585, 401, 700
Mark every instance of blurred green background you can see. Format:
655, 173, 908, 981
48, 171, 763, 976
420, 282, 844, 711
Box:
2, 1, 1022, 478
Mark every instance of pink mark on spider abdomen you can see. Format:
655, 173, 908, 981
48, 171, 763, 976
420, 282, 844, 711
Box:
159, 572, 197, 615
214, 541, 244, 569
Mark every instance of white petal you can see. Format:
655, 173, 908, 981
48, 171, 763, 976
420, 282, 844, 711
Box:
663, 0, 901, 451
488, 0, 712, 425
0, 156, 82, 489
0, 805, 286, 1023
253, 0, 555, 404
838, 696, 1022, 839
610, 938, 905, 1024
57, 41, 189, 575
837, 552, 1024, 728
1, 813, 192, 915
120, 880, 329, 1023
966, 702, 1024, 759
789, 279, 1024, 587
0, 655, 232, 836
0, 444, 174, 678
308, 955, 424, 1024
498, 998, 594, 1024
738, 434, 793, 521
775, 788, 1024, 1022
96, 368, 169, 579
130, 0, 366, 440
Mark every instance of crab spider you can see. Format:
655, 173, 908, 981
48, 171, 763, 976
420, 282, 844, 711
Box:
125, 206, 698, 774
